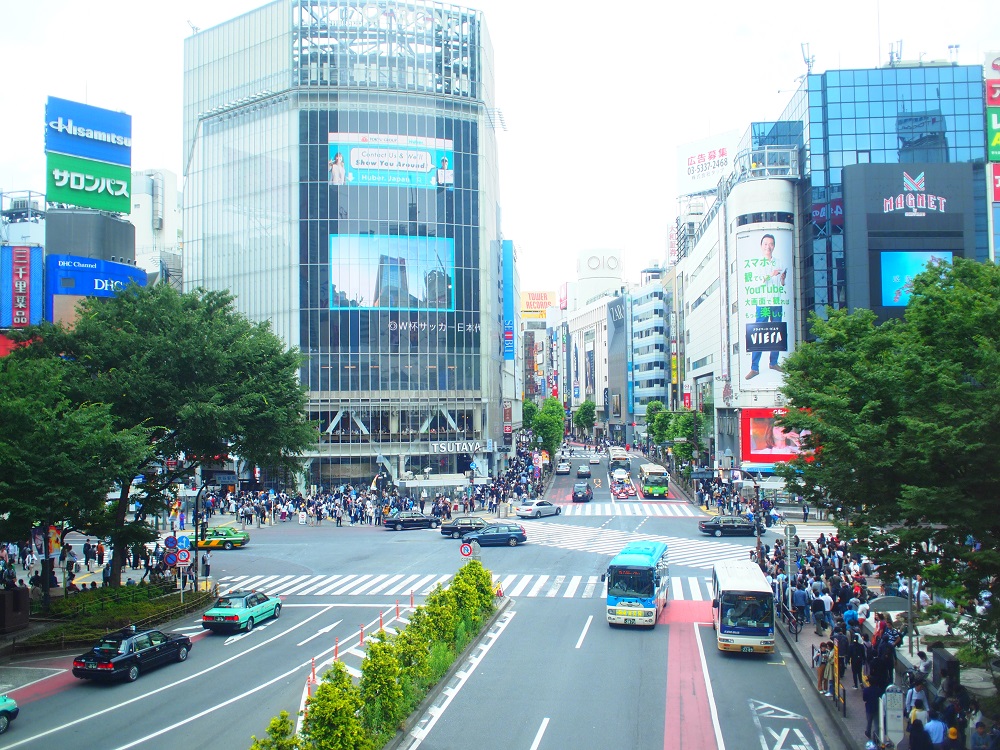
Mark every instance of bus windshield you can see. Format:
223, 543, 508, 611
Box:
607, 566, 655, 598
719, 592, 774, 629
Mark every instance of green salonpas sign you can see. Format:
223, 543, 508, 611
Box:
46, 152, 131, 213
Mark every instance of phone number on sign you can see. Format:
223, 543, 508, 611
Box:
687, 157, 728, 175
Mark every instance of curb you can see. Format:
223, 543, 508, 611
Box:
383, 596, 514, 750
775, 623, 858, 750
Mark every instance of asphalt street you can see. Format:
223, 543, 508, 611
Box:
2, 451, 840, 749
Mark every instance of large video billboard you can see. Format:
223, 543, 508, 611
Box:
329, 235, 455, 312
880, 251, 953, 307
736, 227, 795, 390
328, 133, 454, 190
741, 407, 809, 464
45, 255, 148, 324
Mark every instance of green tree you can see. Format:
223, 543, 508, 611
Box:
0, 357, 151, 608
666, 411, 710, 465
301, 662, 373, 750
778, 257, 1000, 653
573, 399, 597, 435
249, 711, 301, 750
644, 400, 664, 424
15, 284, 315, 586
521, 400, 537, 433
359, 633, 404, 735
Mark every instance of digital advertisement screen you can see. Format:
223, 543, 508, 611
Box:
880, 251, 953, 307
735, 227, 795, 390
741, 407, 809, 464
328, 133, 454, 190
329, 235, 455, 312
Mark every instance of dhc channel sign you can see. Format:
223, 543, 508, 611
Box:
44, 255, 147, 321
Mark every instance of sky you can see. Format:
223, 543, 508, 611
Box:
2, 0, 998, 288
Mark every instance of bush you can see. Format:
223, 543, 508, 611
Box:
300, 662, 373, 750
359, 633, 403, 736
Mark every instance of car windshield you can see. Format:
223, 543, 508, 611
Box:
574, 484, 588, 492
214, 597, 245, 609
607, 567, 654, 598
95, 637, 128, 655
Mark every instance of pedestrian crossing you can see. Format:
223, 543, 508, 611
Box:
525, 521, 754, 568
215, 572, 715, 601
766, 523, 838, 545
560, 502, 704, 517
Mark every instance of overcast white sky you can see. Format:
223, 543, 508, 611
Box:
1, 0, 997, 287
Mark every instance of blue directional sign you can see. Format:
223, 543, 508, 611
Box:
176, 536, 191, 550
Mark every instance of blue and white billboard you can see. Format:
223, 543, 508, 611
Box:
880, 251, 953, 307
328, 133, 454, 190
45, 255, 147, 322
45, 97, 132, 167
329, 235, 455, 312
502, 240, 516, 361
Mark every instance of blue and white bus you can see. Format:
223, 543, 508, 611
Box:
601, 541, 669, 627
711, 559, 775, 653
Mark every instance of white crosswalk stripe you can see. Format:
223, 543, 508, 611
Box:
560, 502, 704, 517
216, 572, 716, 600
524, 521, 754, 568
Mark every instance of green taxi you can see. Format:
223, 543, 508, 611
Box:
0, 693, 19, 734
194, 527, 250, 550
202, 590, 281, 633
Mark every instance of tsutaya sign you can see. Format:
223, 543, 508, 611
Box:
882, 171, 947, 217
429, 440, 487, 454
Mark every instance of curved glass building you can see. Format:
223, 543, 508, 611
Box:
183, 0, 503, 488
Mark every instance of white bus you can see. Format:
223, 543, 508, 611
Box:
710, 559, 775, 654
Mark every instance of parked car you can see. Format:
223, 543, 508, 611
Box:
440, 515, 490, 539
572, 482, 594, 503
462, 523, 528, 547
515, 499, 562, 519
202, 589, 282, 633
698, 515, 760, 537
383, 510, 440, 531
72, 628, 193, 683
555, 462, 571, 475
576, 465, 591, 478
0, 695, 18, 734
194, 526, 250, 550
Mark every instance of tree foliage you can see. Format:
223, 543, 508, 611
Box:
13, 284, 314, 585
533, 398, 566, 459
359, 634, 403, 733
521, 400, 537, 433
301, 662, 373, 750
249, 711, 301, 750
777, 258, 1000, 652
665, 411, 711, 465
573, 399, 597, 434
0, 357, 151, 606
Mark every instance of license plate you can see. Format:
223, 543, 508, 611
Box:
741, 646, 755, 653
624, 618, 635, 625
616, 609, 643, 617
85, 661, 95, 668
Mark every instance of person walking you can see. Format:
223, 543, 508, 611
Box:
202, 551, 212, 580
802, 503, 810, 523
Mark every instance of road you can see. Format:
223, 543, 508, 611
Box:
2, 450, 838, 749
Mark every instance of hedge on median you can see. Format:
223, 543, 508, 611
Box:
250, 560, 497, 750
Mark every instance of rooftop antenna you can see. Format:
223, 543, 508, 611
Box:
948, 44, 960, 63
888, 40, 902, 67
187, 20, 201, 34
800, 43, 815, 75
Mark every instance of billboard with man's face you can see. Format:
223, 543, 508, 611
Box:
736, 227, 795, 390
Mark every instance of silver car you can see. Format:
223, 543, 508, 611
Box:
515, 499, 562, 519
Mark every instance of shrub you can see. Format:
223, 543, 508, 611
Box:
249, 711, 301, 750
422, 586, 459, 646
427, 641, 455, 683
359, 633, 403, 735
301, 662, 373, 750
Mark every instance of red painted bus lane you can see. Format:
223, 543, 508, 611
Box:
662, 601, 720, 750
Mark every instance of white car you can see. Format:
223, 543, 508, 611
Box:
555, 462, 571, 475
589, 455, 601, 465
515, 499, 562, 519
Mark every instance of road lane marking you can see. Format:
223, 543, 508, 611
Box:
695, 623, 726, 750
296, 619, 342, 647
4, 605, 337, 750
296, 574, 344, 595
688, 577, 704, 601
575, 616, 594, 649
366, 574, 404, 595
328, 574, 373, 596
545, 576, 565, 597
529, 718, 550, 750
527, 575, 550, 597
581, 575, 598, 598
508, 575, 534, 597
563, 575, 582, 598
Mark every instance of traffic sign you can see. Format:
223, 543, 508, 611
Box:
459, 543, 473, 557
177, 549, 191, 565
784, 523, 797, 537
164, 552, 178, 567
691, 470, 715, 479
164, 536, 178, 549
176, 536, 191, 550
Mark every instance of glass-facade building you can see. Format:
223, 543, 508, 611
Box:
765, 64, 988, 328
183, 0, 504, 487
